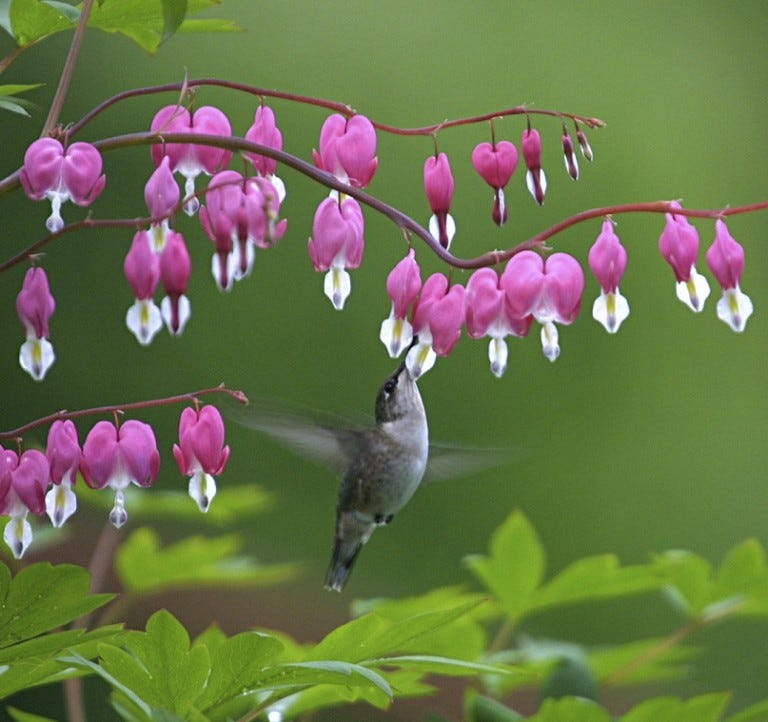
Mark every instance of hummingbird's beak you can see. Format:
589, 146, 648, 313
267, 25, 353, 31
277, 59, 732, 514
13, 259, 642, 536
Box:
394, 335, 420, 379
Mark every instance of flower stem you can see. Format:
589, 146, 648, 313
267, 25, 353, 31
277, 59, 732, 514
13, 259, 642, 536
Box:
41, 0, 95, 137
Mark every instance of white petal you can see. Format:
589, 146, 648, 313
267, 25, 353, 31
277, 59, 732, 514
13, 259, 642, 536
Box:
232, 240, 255, 281
45, 193, 65, 233
161, 294, 191, 335
540, 321, 560, 362
406, 341, 436, 379
488, 337, 508, 378
189, 471, 217, 513
428, 213, 456, 249
45, 480, 77, 528
268, 174, 287, 203
109, 489, 127, 528
592, 290, 630, 334
675, 266, 710, 312
4, 515, 33, 559
324, 267, 351, 310
211, 251, 237, 292
150, 221, 171, 253
19, 336, 55, 381
182, 176, 199, 216
379, 311, 413, 359
126, 299, 163, 346
716, 286, 753, 333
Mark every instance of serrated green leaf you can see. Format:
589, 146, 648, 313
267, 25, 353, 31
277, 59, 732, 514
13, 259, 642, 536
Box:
9, 0, 74, 46
86, 0, 239, 54
198, 631, 283, 710
7, 706, 59, 722
530, 696, 612, 722
464, 510, 545, 619
308, 601, 482, 663
710, 539, 768, 616
123, 610, 210, 715
115, 527, 296, 593
655, 550, 713, 616
365, 654, 529, 680
160, 0, 186, 43
527, 555, 660, 616
620, 693, 731, 722
261, 660, 392, 700
725, 697, 768, 722
41, 1, 78, 22
0, 562, 112, 647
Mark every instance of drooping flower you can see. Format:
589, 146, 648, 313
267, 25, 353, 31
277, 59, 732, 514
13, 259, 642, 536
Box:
124, 231, 162, 345
245, 104, 286, 201
159, 231, 192, 335
471, 140, 518, 226
503, 251, 584, 361
313, 113, 378, 189
16, 267, 56, 381
379, 249, 423, 358
150, 105, 232, 215
658, 202, 710, 312
561, 127, 579, 180
424, 153, 456, 248
307, 196, 365, 310
144, 156, 180, 252
521, 127, 547, 205
81, 419, 160, 528
45, 420, 81, 528
466, 267, 532, 377
705, 219, 753, 332
0, 447, 49, 559
173, 405, 230, 512
20, 138, 106, 232
588, 219, 630, 333
576, 128, 593, 162
406, 274, 466, 379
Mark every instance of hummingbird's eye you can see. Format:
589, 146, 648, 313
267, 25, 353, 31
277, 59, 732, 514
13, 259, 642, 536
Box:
383, 378, 397, 395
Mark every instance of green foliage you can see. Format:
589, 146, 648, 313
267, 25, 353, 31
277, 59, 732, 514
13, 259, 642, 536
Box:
0, 83, 42, 116
0, 0, 239, 53
115, 527, 297, 594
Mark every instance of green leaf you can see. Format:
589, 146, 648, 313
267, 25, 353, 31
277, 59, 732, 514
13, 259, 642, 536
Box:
466, 693, 524, 721
7, 707, 59, 722
9, 0, 75, 46
589, 637, 700, 685
0, 96, 33, 116
365, 654, 528, 680
725, 697, 768, 722
464, 510, 545, 619
115, 527, 296, 594
529, 696, 612, 722
0, 562, 112, 647
86, 0, 239, 54
620, 693, 731, 722
0, 83, 42, 96
307, 601, 483, 663
160, 0, 186, 44
197, 631, 283, 710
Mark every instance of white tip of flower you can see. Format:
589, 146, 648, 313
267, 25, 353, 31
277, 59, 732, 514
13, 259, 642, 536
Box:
592, 290, 630, 334
379, 312, 413, 358
45, 481, 77, 528
4, 515, 32, 559
19, 336, 55, 381
563, 152, 579, 180
268, 174, 287, 203
324, 266, 351, 310
428, 213, 456, 249
189, 472, 217, 513
540, 321, 560, 362
161, 294, 191, 336
126, 299, 163, 346
675, 266, 710, 312
45, 194, 64, 233
526, 169, 548, 205
406, 341, 436, 379
109, 489, 127, 528
233, 240, 255, 281
716, 286, 753, 333
182, 176, 199, 216
488, 337, 509, 378
211, 251, 237, 292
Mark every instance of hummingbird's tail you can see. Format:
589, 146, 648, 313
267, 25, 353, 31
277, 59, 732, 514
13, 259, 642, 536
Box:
324, 536, 364, 592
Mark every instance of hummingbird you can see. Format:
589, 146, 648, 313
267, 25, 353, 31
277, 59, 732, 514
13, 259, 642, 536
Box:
231, 358, 506, 591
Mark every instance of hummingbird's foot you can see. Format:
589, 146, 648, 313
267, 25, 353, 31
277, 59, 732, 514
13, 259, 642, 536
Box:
373, 513, 394, 526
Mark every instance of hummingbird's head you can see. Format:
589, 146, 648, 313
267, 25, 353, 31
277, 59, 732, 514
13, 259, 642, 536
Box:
374, 361, 425, 423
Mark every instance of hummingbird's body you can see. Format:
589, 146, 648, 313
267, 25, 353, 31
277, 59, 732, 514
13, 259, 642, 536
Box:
326, 364, 428, 590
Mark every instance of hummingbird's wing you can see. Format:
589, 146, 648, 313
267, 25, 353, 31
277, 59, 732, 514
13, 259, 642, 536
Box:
226, 399, 368, 475
424, 442, 513, 484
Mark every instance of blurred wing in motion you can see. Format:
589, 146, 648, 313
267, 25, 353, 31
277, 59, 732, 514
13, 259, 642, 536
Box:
424, 442, 513, 484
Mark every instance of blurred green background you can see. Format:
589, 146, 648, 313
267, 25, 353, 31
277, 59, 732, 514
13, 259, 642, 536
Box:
1, 1, 767, 719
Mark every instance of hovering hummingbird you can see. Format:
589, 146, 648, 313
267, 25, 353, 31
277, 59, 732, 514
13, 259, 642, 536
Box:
232, 358, 505, 591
